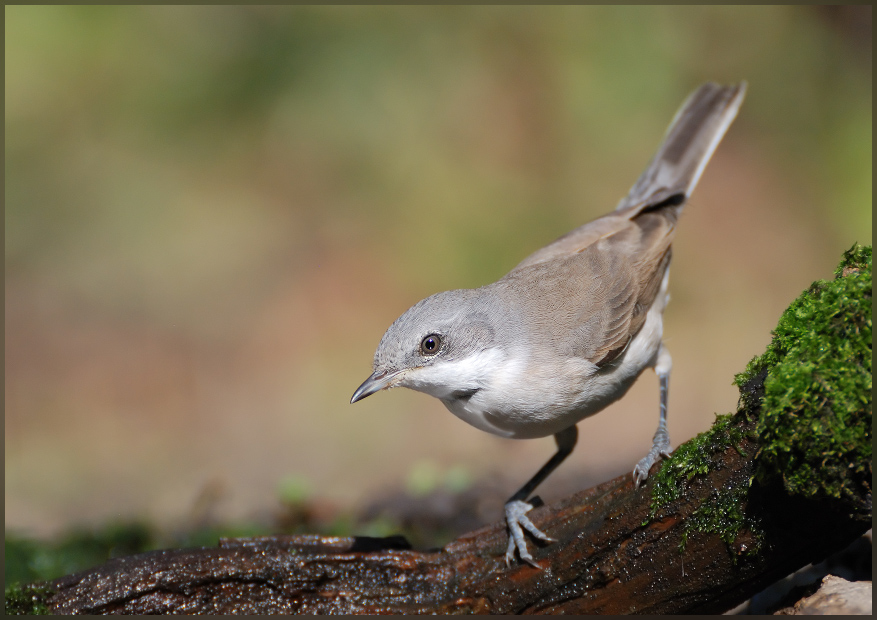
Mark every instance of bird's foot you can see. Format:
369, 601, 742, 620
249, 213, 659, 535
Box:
633, 425, 672, 487
504, 500, 554, 568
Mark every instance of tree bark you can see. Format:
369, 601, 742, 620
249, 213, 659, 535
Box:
34, 400, 870, 614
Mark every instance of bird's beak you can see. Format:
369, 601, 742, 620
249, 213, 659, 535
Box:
350, 370, 399, 404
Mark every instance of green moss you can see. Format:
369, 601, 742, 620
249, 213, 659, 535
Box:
648, 413, 749, 520
679, 484, 762, 561
646, 245, 870, 555
734, 244, 872, 502
646, 413, 761, 557
5, 583, 54, 615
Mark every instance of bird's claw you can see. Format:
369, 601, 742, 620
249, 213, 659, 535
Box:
633, 427, 672, 487
504, 500, 553, 567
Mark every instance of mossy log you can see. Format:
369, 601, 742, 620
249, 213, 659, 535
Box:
9, 246, 871, 615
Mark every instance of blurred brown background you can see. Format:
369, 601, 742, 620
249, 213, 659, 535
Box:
5, 6, 871, 538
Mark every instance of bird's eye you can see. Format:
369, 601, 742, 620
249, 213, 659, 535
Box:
420, 334, 442, 356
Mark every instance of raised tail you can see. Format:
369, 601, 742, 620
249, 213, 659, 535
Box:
616, 82, 747, 212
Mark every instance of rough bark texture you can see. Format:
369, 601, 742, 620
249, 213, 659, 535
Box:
31, 406, 870, 615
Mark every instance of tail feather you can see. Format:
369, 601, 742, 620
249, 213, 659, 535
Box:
616, 82, 747, 212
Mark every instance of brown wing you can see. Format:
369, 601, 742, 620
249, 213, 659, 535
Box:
586, 211, 674, 366
498, 208, 675, 366
568, 210, 674, 366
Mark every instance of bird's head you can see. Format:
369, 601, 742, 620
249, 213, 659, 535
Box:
350, 289, 499, 404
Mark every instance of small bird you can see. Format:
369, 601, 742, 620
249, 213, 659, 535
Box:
351, 82, 746, 566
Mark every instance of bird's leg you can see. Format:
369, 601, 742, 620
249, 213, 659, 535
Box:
634, 344, 673, 486
504, 425, 577, 567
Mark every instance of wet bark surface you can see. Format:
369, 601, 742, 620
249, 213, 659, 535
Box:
40, 409, 870, 615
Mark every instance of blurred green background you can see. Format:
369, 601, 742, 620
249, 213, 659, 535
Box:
5, 5, 871, 560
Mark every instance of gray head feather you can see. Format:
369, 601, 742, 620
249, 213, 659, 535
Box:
373, 288, 499, 375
